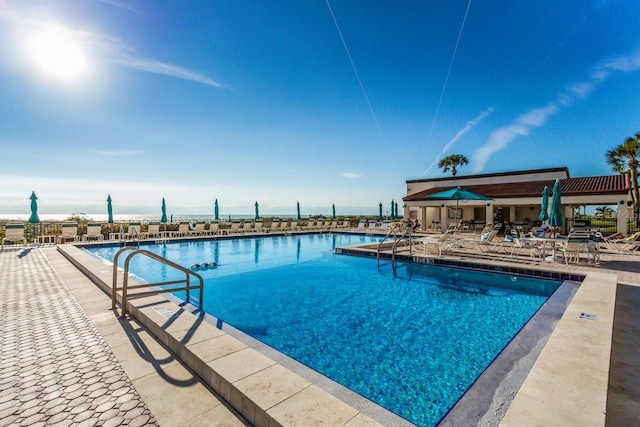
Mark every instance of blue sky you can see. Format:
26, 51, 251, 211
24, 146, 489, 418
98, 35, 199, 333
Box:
0, 0, 639, 217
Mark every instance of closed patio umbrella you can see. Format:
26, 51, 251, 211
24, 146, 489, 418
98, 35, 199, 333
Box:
255, 201, 259, 220
395, 201, 399, 219
390, 200, 395, 220
161, 198, 167, 223
379, 203, 383, 220
214, 199, 219, 221
538, 187, 549, 222
28, 191, 40, 223
296, 201, 301, 220
332, 204, 336, 219
549, 180, 563, 234
107, 194, 113, 224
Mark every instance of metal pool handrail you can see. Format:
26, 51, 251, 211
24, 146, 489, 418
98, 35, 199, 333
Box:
377, 220, 413, 271
111, 247, 204, 318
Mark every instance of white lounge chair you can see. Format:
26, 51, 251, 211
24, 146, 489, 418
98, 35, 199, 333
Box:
416, 229, 458, 256
58, 222, 80, 243
141, 221, 162, 239
82, 222, 104, 242
2, 223, 26, 247
268, 219, 281, 232
208, 221, 220, 235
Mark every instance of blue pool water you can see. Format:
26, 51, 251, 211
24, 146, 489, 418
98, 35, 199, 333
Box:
86, 234, 560, 426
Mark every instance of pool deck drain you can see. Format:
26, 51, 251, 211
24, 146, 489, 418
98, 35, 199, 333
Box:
2, 233, 640, 426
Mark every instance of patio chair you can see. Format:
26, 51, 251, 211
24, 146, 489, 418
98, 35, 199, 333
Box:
253, 219, 264, 233
367, 220, 379, 230
510, 236, 545, 259
356, 220, 367, 230
82, 222, 104, 242
560, 232, 593, 264
2, 223, 26, 247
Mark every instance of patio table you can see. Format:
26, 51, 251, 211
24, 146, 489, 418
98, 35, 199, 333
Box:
520, 236, 567, 261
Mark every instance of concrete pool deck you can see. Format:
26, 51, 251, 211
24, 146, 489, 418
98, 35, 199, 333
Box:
1, 234, 640, 426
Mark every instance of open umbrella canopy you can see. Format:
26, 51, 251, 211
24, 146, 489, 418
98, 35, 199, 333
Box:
332, 204, 336, 219
28, 191, 39, 223
538, 187, 549, 222
425, 187, 493, 202
161, 198, 167, 223
255, 201, 259, 220
107, 194, 113, 224
426, 187, 492, 224
548, 180, 563, 228
296, 201, 301, 220
214, 199, 219, 221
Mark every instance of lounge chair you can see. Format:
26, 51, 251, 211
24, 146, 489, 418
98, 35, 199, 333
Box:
228, 220, 243, 234
458, 223, 502, 252
268, 219, 281, 232
253, 219, 264, 233
188, 221, 208, 236
141, 221, 162, 239
242, 221, 254, 233
416, 229, 457, 256
603, 232, 640, 253
324, 221, 339, 231
356, 220, 367, 231
208, 221, 220, 235
367, 220, 379, 230
2, 223, 26, 247
82, 222, 104, 242
59, 222, 80, 243
171, 222, 190, 238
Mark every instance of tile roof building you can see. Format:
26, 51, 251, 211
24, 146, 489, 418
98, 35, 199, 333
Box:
403, 167, 632, 234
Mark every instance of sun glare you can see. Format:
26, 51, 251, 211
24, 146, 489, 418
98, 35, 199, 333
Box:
27, 30, 89, 83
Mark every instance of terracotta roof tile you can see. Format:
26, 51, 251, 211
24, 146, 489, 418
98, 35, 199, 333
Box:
403, 175, 629, 202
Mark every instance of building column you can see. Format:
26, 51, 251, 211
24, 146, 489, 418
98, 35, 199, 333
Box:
486, 204, 494, 226
440, 205, 447, 233
509, 206, 516, 225
617, 201, 628, 235
420, 207, 427, 231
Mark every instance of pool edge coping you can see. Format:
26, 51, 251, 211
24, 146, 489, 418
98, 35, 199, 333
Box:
56, 242, 616, 427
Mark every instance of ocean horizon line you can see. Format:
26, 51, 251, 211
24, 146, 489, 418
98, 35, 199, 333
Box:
0, 212, 382, 222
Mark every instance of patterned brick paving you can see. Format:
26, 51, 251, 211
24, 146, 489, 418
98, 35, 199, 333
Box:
0, 248, 157, 426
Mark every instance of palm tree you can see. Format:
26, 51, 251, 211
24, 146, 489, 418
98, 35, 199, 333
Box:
594, 206, 613, 218
606, 132, 640, 225
438, 154, 469, 177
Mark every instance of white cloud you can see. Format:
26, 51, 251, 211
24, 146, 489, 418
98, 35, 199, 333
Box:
338, 172, 362, 179
424, 107, 494, 175
110, 57, 228, 88
472, 48, 640, 173
97, 0, 140, 14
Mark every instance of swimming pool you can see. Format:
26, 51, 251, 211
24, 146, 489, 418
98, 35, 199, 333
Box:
86, 234, 561, 426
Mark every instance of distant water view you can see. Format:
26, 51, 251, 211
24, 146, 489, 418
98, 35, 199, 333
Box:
0, 213, 369, 222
